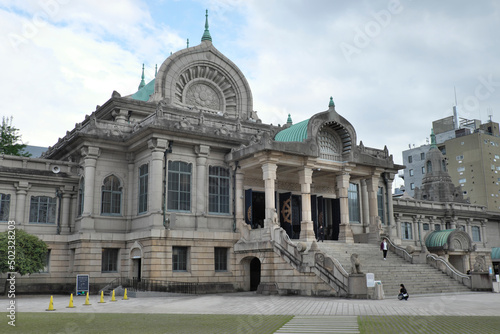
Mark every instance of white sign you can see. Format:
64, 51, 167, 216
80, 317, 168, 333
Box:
366, 273, 375, 287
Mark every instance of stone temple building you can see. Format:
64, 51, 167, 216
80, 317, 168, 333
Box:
1, 13, 499, 296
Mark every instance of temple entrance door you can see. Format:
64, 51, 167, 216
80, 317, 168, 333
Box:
279, 192, 293, 238
250, 257, 261, 291
245, 189, 265, 229
331, 199, 341, 241
291, 195, 302, 239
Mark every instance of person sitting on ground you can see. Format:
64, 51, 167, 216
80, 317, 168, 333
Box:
399, 283, 409, 301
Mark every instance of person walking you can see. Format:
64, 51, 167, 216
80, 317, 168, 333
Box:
399, 283, 409, 300
380, 238, 388, 260
318, 224, 325, 242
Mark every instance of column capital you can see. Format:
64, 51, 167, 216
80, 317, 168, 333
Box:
261, 162, 277, 180
15, 181, 31, 192
80, 146, 100, 159
194, 144, 210, 156
299, 167, 313, 184
148, 138, 169, 151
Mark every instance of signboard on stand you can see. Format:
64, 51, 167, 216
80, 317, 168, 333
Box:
76, 274, 89, 295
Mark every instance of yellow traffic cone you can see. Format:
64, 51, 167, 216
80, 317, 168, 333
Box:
98, 291, 105, 303
110, 289, 117, 302
46, 295, 56, 311
123, 288, 128, 300
83, 292, 91, 306
66, 293, 76, 308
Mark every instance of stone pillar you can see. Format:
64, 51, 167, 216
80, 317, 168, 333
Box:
337, 172, 354, 243
235, 166, 245, 223
394, 213, 402, 242
81, 146, 99, 216
80, 146, 100, 231
261, 163, 277, 227
126, 153, 134, 232
60, 192, 71, 234
299, 167, 315, 242
69, 194, 76, 232
148, 139, 169, 228
385, 174, 395, 227
466, 218, 473, 237
481, 219, 488, 248
360, 179, 370, 233
14, 181, 31, 224
194, 145, 210, 231
366, 175, 381, 243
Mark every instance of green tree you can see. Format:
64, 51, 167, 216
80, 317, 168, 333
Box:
0, 116, 31, 157
0, 229, 48, 275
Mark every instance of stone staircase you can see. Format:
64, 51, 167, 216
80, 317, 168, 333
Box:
316, 241, 471, 297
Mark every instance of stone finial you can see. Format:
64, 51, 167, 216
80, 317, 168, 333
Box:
286, 114, 293, 126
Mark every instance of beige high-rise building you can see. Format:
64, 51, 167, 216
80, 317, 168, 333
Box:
444, 121, 500, 211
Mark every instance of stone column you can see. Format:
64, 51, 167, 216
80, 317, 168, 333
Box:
385, 173, 395, 227
60, 192, 71, 234
394, 213, 402, 241
194, 145, 210, 231
466, 218, 473, 237
148, 139, 169, 228
261, 163, 277, 228
299, 167, 315, 242
481, 219, 488, 248
337, 172, 354, 243
234, 166, 245, 223
80, 146, 100, 231
14, 181, 31, 224
366, 175, 381, 243
126, 153, 134, 232
360, 179, 370, 233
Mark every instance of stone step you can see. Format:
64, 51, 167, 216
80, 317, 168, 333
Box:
316, 242, 471, 295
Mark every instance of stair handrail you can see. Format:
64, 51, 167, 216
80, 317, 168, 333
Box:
426, 253, 471, 287
385, 237, 413, 263
272, 228, 348, 296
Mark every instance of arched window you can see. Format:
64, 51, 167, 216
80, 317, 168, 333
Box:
77, 177, 84, 217
101, 175, 122, 215
0, 193, 11, 221
426, 160, 432, 173
29, 196, 57, 223
167, 161, 192, 212
209, 166, 229, 214
138, 164, 148, 214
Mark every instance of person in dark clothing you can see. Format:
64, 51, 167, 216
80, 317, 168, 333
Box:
318, 224, 324, 242
399, 284, 409, 300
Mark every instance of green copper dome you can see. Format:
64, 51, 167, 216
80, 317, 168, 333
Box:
131, 78, 155, 101
275, 119, 309, 142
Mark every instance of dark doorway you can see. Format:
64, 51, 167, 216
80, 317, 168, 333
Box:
250, 258, 261, 291
291, 195, 302, 239
133, 258, 141, 281
245, 189, 266, 229
331, 199, 340, 241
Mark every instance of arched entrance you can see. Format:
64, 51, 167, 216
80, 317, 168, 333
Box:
250, 257, 261, 291
130, 247, 142, 282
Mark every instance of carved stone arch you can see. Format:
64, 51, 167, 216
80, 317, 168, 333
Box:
153, 43, 253, 119
316, 121, 353, 161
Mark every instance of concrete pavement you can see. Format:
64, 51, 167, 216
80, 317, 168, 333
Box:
4, 291, 500, 317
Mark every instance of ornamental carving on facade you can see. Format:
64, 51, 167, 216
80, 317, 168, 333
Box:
186, 83, 221, 110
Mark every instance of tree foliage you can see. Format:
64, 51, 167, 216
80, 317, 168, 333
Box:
0, 116, 30, 157
0, 229, 48, 275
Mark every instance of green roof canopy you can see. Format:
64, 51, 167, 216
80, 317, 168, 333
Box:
492, 247, 500, 260
425, 229, 456, 248
275, 119, 309, 142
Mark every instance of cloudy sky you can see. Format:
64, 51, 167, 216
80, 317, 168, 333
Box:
2, 0, 499, 185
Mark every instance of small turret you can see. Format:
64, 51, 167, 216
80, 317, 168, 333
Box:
138, 64, 146, 90
201, 10, 212, 42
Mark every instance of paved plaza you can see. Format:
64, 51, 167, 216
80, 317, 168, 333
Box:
5, 291, 500, 316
